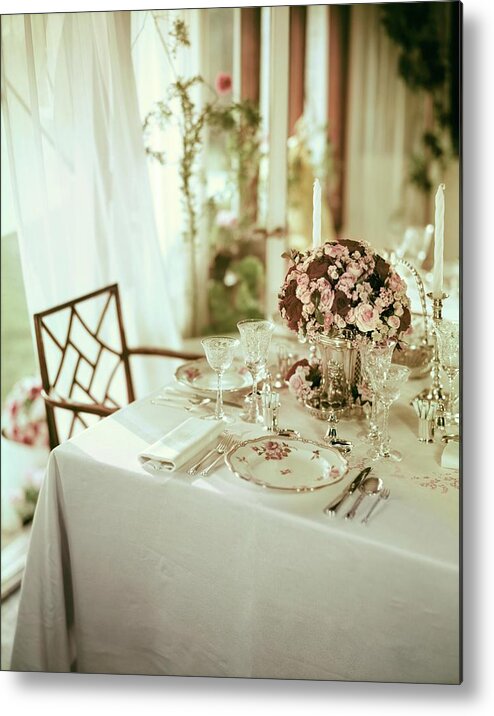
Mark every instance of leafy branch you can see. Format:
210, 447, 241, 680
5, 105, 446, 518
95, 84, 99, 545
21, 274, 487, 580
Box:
381, 2, 459, 193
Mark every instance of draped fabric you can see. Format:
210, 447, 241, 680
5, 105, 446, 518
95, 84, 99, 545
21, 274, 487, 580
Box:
1, 12, 180, 396
342, 4, 428, 252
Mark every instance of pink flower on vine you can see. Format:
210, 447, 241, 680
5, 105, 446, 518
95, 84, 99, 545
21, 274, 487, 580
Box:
215, 72, 232, 95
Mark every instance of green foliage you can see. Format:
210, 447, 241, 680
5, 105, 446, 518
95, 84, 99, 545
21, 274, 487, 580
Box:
381, 5, 448, 92
142, 49, 261, 240
141, 12, 264, 334
207, 255, 265, 334
230, 255, 264, 296
381, 3, 459, 194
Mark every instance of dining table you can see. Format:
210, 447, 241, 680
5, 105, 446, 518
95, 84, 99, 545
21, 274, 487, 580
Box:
10, 339, 460, 683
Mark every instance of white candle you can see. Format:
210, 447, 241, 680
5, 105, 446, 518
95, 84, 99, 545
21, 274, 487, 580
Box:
312, 178, 321, 249
432, 184, 445, 298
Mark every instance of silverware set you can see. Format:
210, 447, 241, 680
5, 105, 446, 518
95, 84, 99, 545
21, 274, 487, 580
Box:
323, 467, 391, 525
153, 390, 393, 518
151, 392, 244, 411
187, 432, 239, 477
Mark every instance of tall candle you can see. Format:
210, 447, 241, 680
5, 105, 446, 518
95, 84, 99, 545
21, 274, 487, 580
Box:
312, 178, 321, 249
432, 183, 445, 298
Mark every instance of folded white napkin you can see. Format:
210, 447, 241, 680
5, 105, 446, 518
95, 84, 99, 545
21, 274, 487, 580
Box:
138, 417, 224, 473
441, 441, 459, 470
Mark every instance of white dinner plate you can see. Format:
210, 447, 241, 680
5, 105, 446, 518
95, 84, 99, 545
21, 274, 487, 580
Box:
225, 435, 348, 492
175, 358, 253, 395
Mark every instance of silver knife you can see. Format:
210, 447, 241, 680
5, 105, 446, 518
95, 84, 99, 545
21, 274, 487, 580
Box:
323, 467, 372, 517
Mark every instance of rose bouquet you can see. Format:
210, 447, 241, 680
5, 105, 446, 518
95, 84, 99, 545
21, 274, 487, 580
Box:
285, 358, 321, 403
1, 377, 49, 448
279, 239, 411, 343
286, 356, 374, 406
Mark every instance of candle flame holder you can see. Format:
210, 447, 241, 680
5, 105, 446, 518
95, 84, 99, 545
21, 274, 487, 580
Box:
416, 291, 448, 431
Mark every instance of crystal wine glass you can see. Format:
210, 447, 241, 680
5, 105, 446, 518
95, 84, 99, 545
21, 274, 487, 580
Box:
237, 319, 275, 423
359, 339, 396, 443
201, 336, 240, 422
434, 320, 460, 425
372, 365, 411, 461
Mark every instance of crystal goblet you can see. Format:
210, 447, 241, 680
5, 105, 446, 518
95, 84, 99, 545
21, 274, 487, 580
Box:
237, 319, 275, 423
359, 339, 396, 443
201, 336, 240, 422
372, 365, 411, 462
434, 320, 459, 425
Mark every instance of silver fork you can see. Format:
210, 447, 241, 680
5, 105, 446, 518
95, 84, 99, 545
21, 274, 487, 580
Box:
187, 433, 231, 476
361, 488, 390, 525
200, 434, 239, 477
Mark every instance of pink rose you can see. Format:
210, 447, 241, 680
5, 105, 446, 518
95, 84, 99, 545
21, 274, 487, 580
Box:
325, 243, 346, 258
296, 286, 313, 304
388, 272, 405, 293
319, 286, 334, 309
354, 303, 380, 333
346, 261, 363, 279
215, 72, 232, 95
296, 272, 309, 287
289, 373, 304, 393
387, 315, 401, 330
337, 274, 355, 297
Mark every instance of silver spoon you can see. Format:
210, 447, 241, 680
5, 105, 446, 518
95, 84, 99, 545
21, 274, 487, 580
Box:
345, 476, 383, 520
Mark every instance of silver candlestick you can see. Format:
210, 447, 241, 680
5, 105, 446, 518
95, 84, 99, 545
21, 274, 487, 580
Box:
417, 292, 448, 430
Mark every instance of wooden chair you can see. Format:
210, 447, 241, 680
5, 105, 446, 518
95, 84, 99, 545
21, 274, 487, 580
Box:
33, 284, 202, 450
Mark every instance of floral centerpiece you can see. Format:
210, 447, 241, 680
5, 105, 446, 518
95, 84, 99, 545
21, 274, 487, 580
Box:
279, 239, 411, 343
1, 377, 49, 532
279, 239, 411, 412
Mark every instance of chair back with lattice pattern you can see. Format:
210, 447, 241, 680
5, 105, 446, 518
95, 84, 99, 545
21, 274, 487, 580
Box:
33, 284, 135, 449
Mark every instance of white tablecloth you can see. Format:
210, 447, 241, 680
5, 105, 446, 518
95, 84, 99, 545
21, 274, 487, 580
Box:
11, 377, 460, 683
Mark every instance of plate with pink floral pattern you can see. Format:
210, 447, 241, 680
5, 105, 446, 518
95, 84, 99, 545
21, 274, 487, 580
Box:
225, 436, 348, 492
175, 358, 253, 396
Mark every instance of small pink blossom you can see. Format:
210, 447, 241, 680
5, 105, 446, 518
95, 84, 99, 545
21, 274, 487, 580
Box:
388, 272, 405, 293
288, 366, 312, 401
324, 312, 334, 331
334, 314, 346, 329
346, 261, 362, 279
215, 72, 232, 95
325, 244, 346, 258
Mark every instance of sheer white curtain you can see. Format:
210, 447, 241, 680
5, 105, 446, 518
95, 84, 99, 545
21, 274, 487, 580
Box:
342, 4, 426, 252
1, 12, 180, 396
131, 9, 210, 337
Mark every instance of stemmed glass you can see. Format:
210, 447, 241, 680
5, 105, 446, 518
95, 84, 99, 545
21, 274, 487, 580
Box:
237, 319, 275, 423
359, 339, 396, 442
434, 320, 460, 424
371, 365, 411, 461
201, 336, 240, 422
